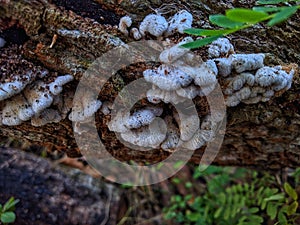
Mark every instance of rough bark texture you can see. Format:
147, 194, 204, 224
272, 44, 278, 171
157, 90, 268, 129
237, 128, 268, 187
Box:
0, 147, 120, 225
0, 0, 299, 169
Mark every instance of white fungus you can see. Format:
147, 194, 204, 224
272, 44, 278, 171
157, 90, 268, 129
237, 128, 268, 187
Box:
31, 109, 62, 127
107, 109, 130, 133
165, 10, 193, 36
174, 113, 199, 141
159, 37, 193, 64
24, 75, 73, 114
48, 75, 73, 95
176, 84, 201, 99
130, 27, 142, 40
181, 129, 214, 150
147, 86, 186, 104
0, 74, 73, 126
120, 118, 167, 148
208, 38, 234, 58
100, 101, 112, 115
214, 57, 233, 77
255, 66, 293, 90
118, 16, 132, 36
125, 107, 163, 129
69, 97, 102, 122
0, 72, 34, 101
2, 95, 33, 126
0, 37, 6, 48
143, 64, 193, 91
160, 116, 181, 151
139, 14, 168, 37
231, 53, 265, 73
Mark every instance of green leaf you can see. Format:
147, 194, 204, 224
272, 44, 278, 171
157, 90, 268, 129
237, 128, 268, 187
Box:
257, 0, 286, 4
181, 36, 221, 49
186, 212, 201, 222
286, 201, 298, 216
172, 177, 181, 184
209, 14, 244, 28
284, 182, 298, 201
185, 182, 193, 188
248, 215, 264, 223
249, 207, 260, 213
268, 6, 298, 26
214, 207, 223, 218
278, 210, 288, 225
253, 6, 282, 13
218, 192, 226, 204
3, 197, 19, 212
0, 212, 16, 223
184, 28, 232, 36
263, 193, 285, 202
173, 161, 185, 169
267, 203, 278, 220
226, 8, 269, 23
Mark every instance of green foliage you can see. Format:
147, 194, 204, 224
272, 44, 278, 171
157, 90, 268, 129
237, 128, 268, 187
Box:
182, 0, 300, 49
163, 166, 300, 225
0, 197, 19, 224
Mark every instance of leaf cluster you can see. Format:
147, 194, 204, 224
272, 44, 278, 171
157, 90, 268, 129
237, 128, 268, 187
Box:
183, 0, 300, 49
0, 197, 19, 225
163, 166, 300, 225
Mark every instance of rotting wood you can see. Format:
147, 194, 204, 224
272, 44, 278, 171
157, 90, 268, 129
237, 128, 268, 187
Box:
0, 0, 300, 169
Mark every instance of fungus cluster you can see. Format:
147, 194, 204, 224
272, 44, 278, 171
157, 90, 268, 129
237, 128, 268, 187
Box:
208, 38, 295, 106
108, 107, 166, 148
0, 44, 74, 126
144, 37, 218, 105
0, 75, 73, 126
118, 10, 193, 39
107, 36, 295, 150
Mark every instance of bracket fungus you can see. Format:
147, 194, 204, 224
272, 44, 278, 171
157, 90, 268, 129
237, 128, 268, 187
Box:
208, 38, 295, 107
139, 14, 168, 37
108, 107, 166, 148
69, 89, 102, 123
208, 38, 234, 58
118, 16, 132, 36
0, 74, 73, 126
165, 10, 193, 36
118, 9, 194, 39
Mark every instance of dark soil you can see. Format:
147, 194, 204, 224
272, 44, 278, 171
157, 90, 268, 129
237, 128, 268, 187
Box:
0, 26, 29, 45
51, 0, 120, 25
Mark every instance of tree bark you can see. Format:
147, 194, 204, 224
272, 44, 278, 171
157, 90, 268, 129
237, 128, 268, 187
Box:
0, 147, 120, 225
0, 0, 299, 169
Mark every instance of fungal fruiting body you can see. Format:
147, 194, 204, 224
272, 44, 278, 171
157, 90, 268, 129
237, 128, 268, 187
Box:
31, 109, 62, 127
208, 38, 234, 58
1, 75, 73, 126
208, 38, 295, 107
130, 28, 142, 40
0, 72, 34, 101
139, 14, 168, 37
161, 116, 181, 151
0, 37, 6, 48
118, 16, 132, 36
120, 118, 167, 148
108, 107, 166, 148
144, 64, 193, 91
159, 37, 193, 64
165, 10, 193, 36
69, 89, 102, 123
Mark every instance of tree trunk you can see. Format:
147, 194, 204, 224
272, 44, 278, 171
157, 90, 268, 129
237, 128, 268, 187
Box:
0, 0, 299, 169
